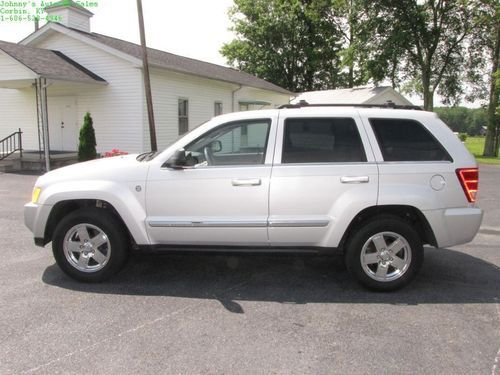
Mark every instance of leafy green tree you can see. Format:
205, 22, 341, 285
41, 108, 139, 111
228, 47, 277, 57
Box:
327, 0, 374, 88
469, 108, 488, 135
467, 0, 499, 156
435, 107, 470, 133
365, 0, 475, 111
78, 112, 97, 162
434, 106, 488, 135
221, 0, 344, 92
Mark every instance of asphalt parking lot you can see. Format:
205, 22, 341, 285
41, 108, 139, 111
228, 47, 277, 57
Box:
0, 165, 499, 374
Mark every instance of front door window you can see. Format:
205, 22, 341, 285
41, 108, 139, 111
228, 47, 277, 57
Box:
185, 119, 271, 166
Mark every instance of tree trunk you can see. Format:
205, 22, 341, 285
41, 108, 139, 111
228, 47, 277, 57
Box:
348, 66, 354, 88
348, 1, 354, 88
422, 70, 434, 111
483, 22, 500, 157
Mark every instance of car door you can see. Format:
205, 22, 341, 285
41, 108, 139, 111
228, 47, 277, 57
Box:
268, 109, 379, 247
145, 116, 276, 246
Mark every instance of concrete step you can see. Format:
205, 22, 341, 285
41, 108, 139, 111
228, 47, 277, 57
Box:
0, 155, 77, 172
0, 160, 14, 173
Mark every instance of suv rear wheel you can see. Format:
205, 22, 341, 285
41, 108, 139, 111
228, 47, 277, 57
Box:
52, 208, 129, 282
345, 216, 423, 291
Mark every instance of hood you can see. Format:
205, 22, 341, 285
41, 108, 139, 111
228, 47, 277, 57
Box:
36, 154, 149, 187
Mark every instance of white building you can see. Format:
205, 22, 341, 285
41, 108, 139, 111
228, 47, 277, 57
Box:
291, 86, 414, 106
0, 1, 292, 155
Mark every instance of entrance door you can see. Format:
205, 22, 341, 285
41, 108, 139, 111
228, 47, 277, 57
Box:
48, 97, 78, 151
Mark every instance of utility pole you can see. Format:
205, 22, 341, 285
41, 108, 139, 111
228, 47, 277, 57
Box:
136, 0, 157, 151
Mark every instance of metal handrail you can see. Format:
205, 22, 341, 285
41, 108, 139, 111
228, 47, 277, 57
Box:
0, 128, 23, 161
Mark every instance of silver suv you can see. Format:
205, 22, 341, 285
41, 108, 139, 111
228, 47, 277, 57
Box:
24, 104, 483, 290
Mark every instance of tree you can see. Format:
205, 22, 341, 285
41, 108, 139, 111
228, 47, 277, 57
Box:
78, 112, 97, 162
366, 1, 475, 111
468, 0, 500, 157
434, 106, 488, 135
221, 0, 344, 92
328, 0, 373, 88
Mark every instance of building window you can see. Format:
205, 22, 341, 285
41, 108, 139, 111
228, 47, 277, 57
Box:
214, 101, 223, 116
178, 98, 189, 135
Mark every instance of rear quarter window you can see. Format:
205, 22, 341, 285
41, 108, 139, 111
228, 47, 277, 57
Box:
370, 118, 452, 162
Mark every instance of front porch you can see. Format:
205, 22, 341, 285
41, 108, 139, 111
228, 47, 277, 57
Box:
0, 40, 107, 172
0, 150, 78, 173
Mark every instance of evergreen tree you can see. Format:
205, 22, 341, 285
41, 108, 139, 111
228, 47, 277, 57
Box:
78, 112, 97, 162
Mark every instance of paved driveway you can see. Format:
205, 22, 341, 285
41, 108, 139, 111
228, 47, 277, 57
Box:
0, 166, 498, 374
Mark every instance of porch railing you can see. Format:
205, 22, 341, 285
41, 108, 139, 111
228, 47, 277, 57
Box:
0, 128, 23, 161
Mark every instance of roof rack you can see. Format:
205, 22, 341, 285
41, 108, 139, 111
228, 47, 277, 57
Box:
279, 100, 422, 110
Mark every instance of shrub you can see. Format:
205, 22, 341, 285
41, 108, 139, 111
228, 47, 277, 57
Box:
459, 133, 468, 142
78, 112, 97, 162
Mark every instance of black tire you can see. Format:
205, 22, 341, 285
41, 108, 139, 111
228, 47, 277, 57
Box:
52, 208, 129, 282
344, 216, 423, 291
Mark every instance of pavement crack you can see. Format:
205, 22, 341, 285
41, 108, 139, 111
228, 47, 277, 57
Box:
21, 304, 193, 374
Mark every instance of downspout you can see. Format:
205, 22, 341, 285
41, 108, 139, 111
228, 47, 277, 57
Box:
231, 84, 243, 112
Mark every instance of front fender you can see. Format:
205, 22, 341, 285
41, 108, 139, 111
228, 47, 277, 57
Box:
37, 180, 150, 245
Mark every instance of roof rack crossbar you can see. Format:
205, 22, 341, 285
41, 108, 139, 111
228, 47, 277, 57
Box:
279, 101, 422, 110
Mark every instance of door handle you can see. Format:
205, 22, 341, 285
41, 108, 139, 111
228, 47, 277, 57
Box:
340, 176, 369, 184
231, 178, 261, 186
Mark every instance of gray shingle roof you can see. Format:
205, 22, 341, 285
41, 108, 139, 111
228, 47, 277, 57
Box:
0, 40, 105, 83
67, 28, 292, 95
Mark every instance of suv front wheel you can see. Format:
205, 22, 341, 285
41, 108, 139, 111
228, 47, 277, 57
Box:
345, 216, 424, 291
52, 208, 129, 282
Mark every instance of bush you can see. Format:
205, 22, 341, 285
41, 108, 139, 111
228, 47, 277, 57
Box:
459, 133, 468, 142
78, 112, 97, 162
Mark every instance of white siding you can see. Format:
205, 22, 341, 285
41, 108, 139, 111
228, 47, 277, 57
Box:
46, 9, 91, 33
33, 33, 144, 153
235, 87, 290, 111
146, 69, 235, 151
145, 69, 290, 152
0, 51, 36, 81
0, 88, 38, 150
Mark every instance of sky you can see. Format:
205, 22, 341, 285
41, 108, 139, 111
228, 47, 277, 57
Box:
0, 0, 481, 107
0, 0, 235, 66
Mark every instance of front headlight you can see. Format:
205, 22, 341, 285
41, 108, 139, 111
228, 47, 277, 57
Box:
32, 187, 41, 204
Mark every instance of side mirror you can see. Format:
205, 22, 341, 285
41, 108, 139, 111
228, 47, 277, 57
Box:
210, 140, 222, 153
163, 149, 195, 169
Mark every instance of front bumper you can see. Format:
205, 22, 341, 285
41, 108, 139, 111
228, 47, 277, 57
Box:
24, 202, 38, 233
423, 207, 483, 248
24, 202, 52, 247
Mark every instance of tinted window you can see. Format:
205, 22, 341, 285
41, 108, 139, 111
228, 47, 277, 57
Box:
282, 118, 366, 163
370, 118, 452, 162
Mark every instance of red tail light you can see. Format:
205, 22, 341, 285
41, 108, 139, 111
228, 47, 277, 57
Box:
456, 168, 478, 203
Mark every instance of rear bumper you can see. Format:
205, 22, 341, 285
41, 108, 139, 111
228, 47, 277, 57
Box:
423, 207, 483, 248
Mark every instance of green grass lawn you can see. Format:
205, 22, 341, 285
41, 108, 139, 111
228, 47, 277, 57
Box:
465, 137, 500, 165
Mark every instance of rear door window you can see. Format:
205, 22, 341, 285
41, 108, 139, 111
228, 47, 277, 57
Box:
282, 118, 367, 163
369, 118, 452, 162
